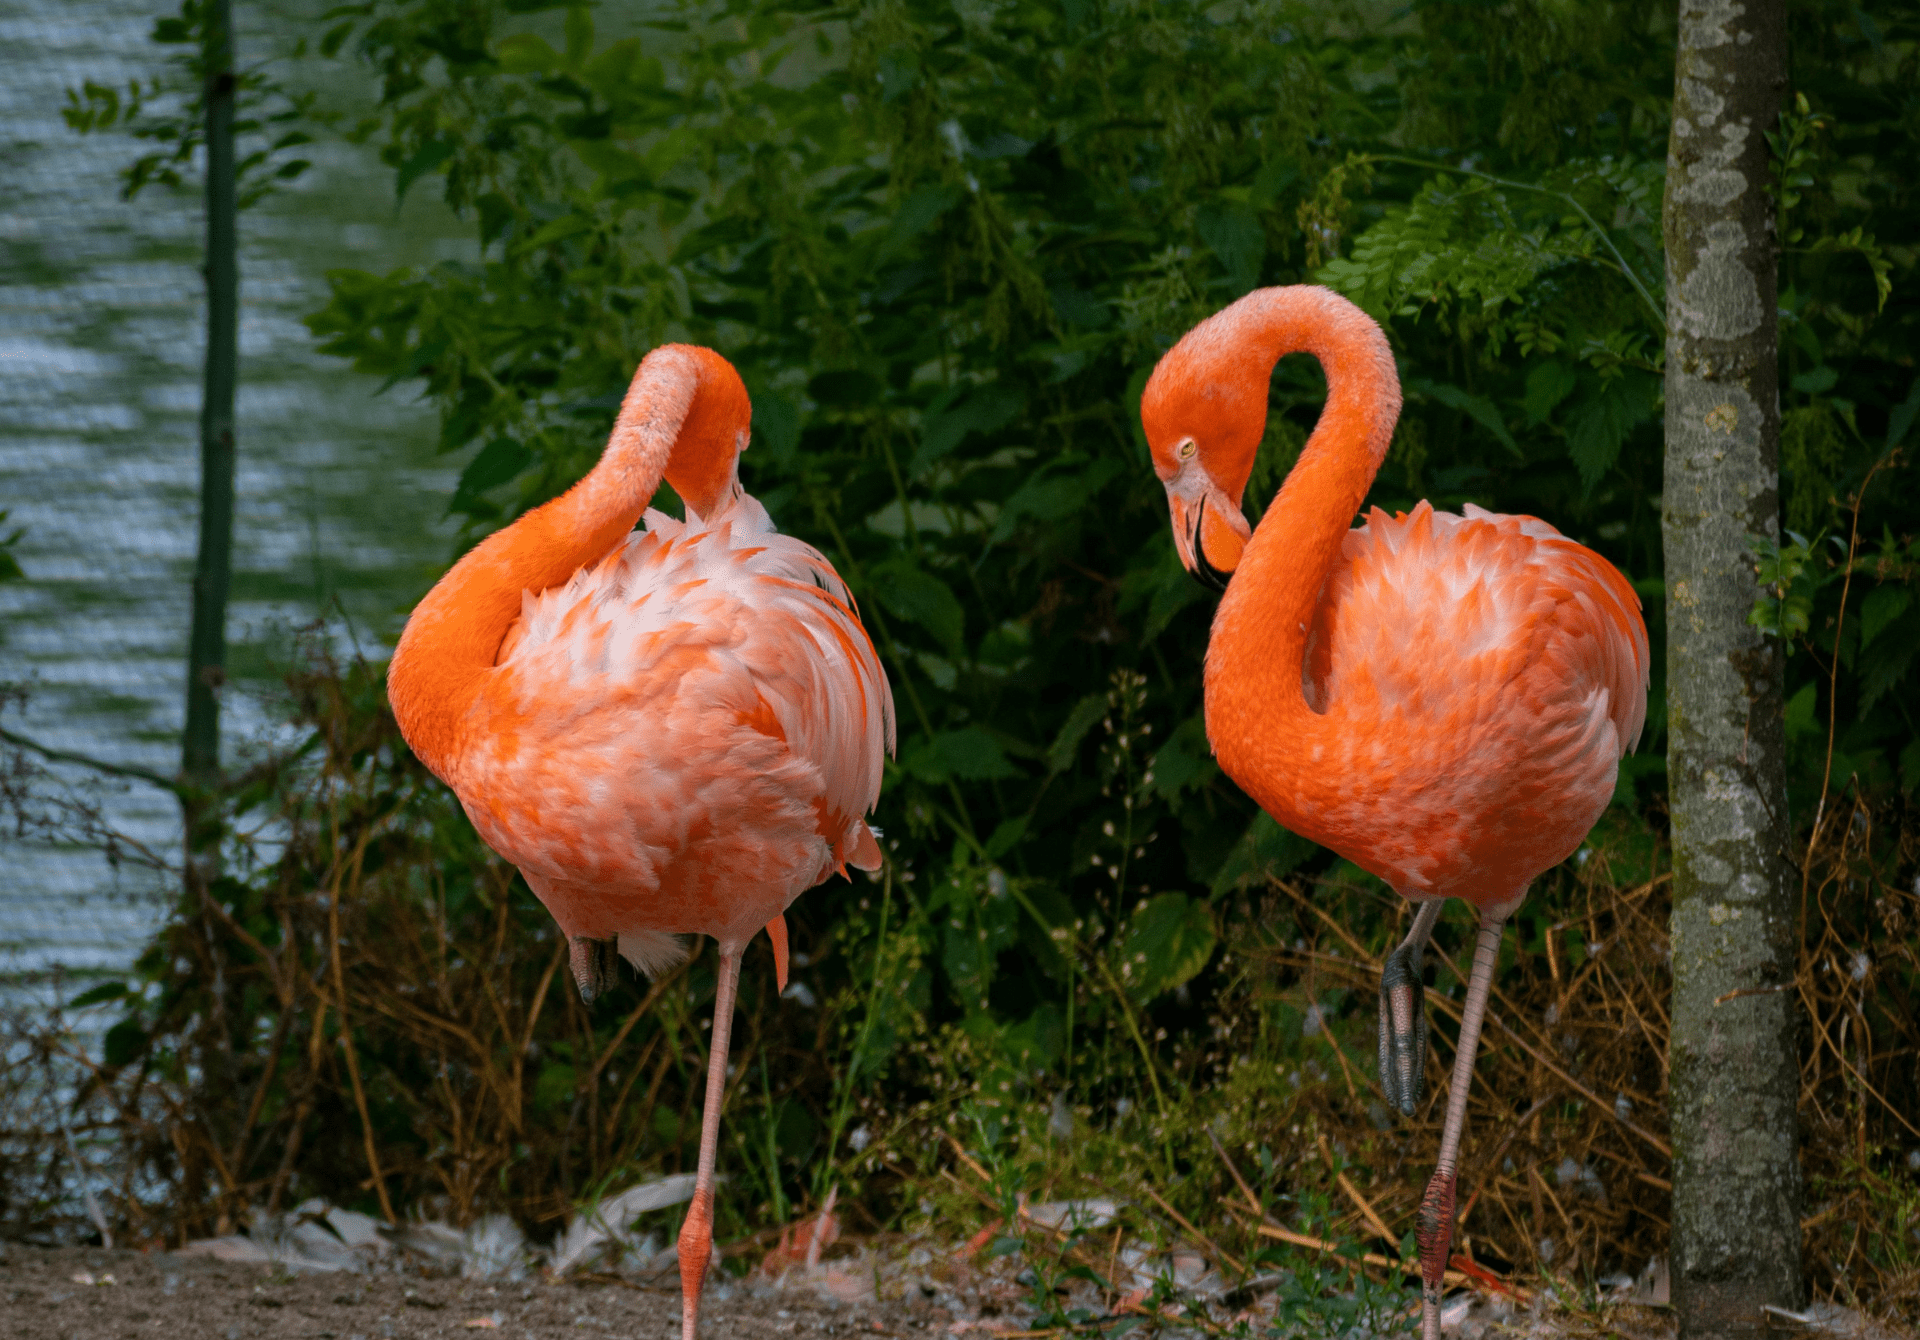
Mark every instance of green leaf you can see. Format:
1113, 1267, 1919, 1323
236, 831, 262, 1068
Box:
876, 47, 920, 102
1859, 586, 1910, 651
1210, 812, 1315, 896
68, 981, 128, 1007
1859, 615, 1920, 711
515, 212, 593, 253
1117, 894, 1215, 1000
394, 137, 456, 205
1248, 157, 1299, 208
749, 389, 801, 462
1147, 716, 1215, 801
563, 4, 594, 65
874, 185, 962, 267
870, 558, 965, 654
1791, 365, 1838, 395
1046, 695, 1106, 774
103, 1018, 148, 1069
985, 816, 1028, 859
495, 33, 560, 73
990, 460, 1119, 543
904, 728, 1018, 783
452, 436, 531, 511
1888, 377, 1920, 450
1196, 198, 1264, 293
1566, 375, 1658, 493
1409, 379, 1519, 458
1783, 682, 1821, 740
911, 385, 1023, 478
1523, 361, 1577, 424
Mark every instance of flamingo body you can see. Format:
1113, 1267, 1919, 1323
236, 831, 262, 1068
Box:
1249, 498, 1647, 907
1140, 286, 1647, 1339
388, 343, 893, 1337
462, 495, 891, 959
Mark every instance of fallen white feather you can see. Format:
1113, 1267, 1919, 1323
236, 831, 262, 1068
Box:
549, 1173, 700, 1275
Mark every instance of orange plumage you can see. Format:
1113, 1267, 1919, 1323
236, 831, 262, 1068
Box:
388, 344, 893, 1338
1140, 286, 1647, 1340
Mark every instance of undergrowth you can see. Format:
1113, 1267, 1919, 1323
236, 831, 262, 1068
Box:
5, 637, 1917, 1330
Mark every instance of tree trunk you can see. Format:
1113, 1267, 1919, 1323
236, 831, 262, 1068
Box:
1661, 2, 1802, 1335
183, 0, 237, 832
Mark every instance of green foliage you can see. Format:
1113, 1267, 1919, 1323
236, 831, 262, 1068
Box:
63, 0, 324, 205
55, 0, 1920, 1294
1748, 530, 1826, 642
278, 0, 1920, 1206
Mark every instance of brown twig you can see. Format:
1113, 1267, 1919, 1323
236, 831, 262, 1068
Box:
1137, 1178, 1247, 1276
327, 833, 396, 1224
1316, 1133, 1397, 1245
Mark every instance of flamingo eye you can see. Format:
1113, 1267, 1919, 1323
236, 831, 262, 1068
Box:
1176, 439, 1197, 460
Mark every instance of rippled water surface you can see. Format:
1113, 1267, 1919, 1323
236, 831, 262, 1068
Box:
0, 0, 469, 998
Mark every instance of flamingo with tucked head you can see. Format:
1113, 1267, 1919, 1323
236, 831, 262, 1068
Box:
389, 345, 894, 1338
1140, 286, 1647, 1338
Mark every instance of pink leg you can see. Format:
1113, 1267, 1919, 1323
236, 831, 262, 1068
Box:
1416, 911, 1506, 1340
679, 947, 742, 1340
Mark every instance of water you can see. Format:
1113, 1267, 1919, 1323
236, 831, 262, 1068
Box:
0, 0, 470, 1000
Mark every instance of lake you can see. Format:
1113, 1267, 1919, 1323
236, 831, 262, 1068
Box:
0, 0, 469, 1007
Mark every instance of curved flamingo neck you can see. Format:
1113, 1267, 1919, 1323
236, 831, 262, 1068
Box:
1197, 288, 1401, 802
388, 345, 748, 784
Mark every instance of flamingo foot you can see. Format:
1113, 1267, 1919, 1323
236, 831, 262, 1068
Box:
677, 1188, 714, 1339
1415, 1164, 1457, 1340
569, 936, 619, 1004
1379, 900, 1441, 1115
1378, 942, 1429, 1115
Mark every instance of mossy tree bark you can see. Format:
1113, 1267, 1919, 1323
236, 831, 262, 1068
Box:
1661, 2, 1802, 1335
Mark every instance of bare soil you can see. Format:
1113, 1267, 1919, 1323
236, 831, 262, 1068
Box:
0, 1245, 939, 1340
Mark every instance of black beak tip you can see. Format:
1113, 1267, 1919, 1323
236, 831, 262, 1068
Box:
1188, 560, 1229, 593
1187, 513, 1231, 592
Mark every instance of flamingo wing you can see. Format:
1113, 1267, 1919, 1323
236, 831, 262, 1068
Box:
1298, 501, 1650, 902
464, 492, 894, 947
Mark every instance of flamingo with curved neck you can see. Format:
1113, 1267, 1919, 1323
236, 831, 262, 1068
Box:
1142, 287, 1647, 1337
390, 344, 894, 1338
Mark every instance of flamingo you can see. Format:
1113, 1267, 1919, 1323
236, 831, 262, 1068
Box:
1139, 287, 1647, 1339
387, 344, 895, 1338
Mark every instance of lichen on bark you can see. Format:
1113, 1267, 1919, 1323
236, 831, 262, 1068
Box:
1661, 2, 1803, 1336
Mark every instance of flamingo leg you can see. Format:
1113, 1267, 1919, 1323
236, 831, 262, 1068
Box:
1415, 910, 1506, 1340
679, 946, 743, 1340
1379, 897, 1444, 1115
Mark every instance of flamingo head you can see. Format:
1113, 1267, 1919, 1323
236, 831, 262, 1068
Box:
1140, 322, 1262, 591
662, 346, 753, 522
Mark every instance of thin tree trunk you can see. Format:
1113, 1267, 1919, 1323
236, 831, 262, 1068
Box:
183, 0, 237, 837
1661, 2, 1802, 1335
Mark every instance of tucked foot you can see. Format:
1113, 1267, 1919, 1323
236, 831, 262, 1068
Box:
1378, 938, 1429, 1116
1416, 1164, 1458, 1340
569, 936, 619, 1004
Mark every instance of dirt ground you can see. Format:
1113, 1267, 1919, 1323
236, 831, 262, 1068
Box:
0, 1244, 939, 1340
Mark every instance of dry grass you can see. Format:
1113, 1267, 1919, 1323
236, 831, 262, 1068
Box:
3, 645, 1917, 1331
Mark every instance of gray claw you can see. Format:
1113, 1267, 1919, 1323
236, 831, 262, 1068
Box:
1378, 940, 1429, 1116
571, 936, 620, 1004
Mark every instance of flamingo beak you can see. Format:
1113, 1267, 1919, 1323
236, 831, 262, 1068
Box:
1167, 486, 1249, 593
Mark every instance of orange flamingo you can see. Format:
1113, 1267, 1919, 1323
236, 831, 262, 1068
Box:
1140, 287, 1647, 1338
388, 345, 894, 1338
